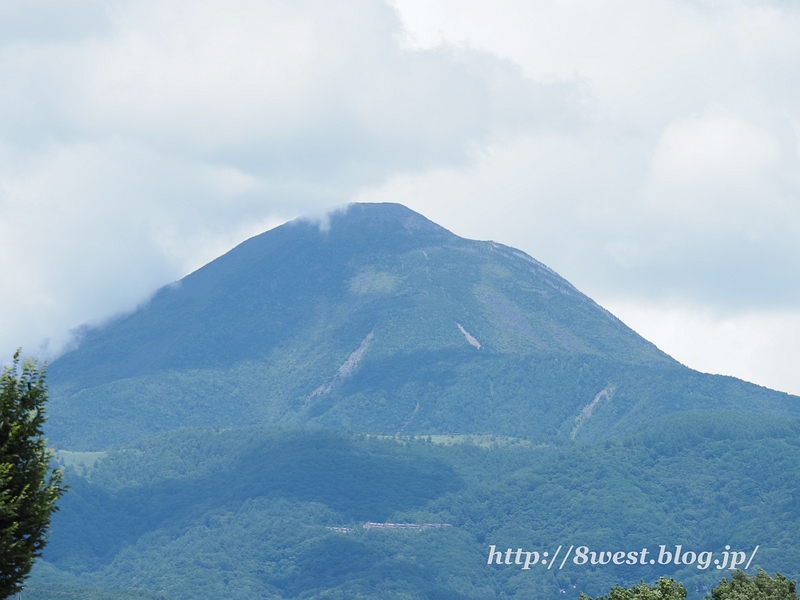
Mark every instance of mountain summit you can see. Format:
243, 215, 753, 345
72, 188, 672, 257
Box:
47, 203, 798, 448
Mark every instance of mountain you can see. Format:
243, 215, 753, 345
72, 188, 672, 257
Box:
46, 202, 799, 449
34, 202, 800, 599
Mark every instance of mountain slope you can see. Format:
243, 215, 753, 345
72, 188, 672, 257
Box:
46, 203, 800, 448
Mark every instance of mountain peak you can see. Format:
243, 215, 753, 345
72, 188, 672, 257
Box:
45, 203, 798, 449
318, 202, 451, 235
285, 202, 456, 255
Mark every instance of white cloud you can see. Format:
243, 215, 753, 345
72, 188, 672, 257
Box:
651, 108, 781, 188
390, 0, 800, 296
602, 299, 800, 396
2, 0, 558, 176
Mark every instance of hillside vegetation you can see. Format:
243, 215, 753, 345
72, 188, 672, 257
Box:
34, 413, 800, 600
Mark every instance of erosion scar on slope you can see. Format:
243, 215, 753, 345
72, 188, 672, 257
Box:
456, 323, 482, 349
396, 402, 421, 436
571, 386, 614, 440
306, 330, 375, 403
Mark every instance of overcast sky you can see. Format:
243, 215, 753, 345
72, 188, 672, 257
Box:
1, 0, 799, 395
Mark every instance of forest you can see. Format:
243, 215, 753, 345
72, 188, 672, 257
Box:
25, 409, 800, 600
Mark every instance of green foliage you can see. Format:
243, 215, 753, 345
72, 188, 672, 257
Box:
0, 351, 65, 598
707, 569, 799, 600
27, 414, 800, 600
580, 577, 687, 600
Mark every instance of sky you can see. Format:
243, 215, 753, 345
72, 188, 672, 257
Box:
1, 0, 799, 395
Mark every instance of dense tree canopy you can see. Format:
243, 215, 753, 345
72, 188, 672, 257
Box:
0, 351, 64, 598
708, 569, 799, 600
580, 577, 687, 600
581, 571, 799, 600
29, 411, 799, 599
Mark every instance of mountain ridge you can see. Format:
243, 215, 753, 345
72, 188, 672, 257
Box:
45, 202, 799, 449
